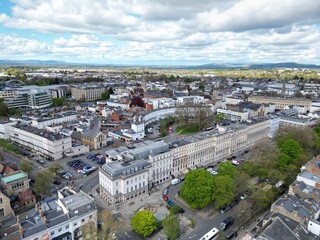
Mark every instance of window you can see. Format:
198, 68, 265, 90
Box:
82, 219, 85, 223
116, 182, 118, 186
66, 225, 69, 229
0, 208, 4, 217
74, 222, 77, 226
50, 231, 54, 236
89, 215, 92, 219
58, 228, 62, 232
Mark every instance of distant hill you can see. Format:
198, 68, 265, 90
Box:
0, 59, 68, 66
197, 62, 320, 69
0, 59, 319, 69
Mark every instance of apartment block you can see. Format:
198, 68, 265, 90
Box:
19, 187, 97, 240
71, 86, 106, 101
248, 96, 311, 111
9, 124, 72, 160
100, 118, 276, 206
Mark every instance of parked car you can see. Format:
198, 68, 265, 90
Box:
225, 229, 238, 239
53, 180, 61, 185
220, 205, 231, 214
163, 195, 168, 201
178, 208, 185, 214
163, 188, 169, 195
167, 200, 174, 207
220, 216, 234, 231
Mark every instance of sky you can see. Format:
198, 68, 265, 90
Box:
0, 0, 319, 65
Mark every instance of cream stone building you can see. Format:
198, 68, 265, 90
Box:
100, 117, 279, 205
248, 96, 311, 111
71, 86, 106, 101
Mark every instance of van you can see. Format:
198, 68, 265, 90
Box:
171, 178, 181, 185
220, 216, 234, 231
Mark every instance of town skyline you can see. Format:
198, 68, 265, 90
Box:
0, 0, 319, 65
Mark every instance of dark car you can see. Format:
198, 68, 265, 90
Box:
231, 199, 239, 208
220, 216, 234, 231
220, 205, 231, 214
225, 229, 238, 239
178, 208, 185, 214
53, 180, 61, 185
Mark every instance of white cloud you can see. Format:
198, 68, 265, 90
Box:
0, 0, 320, 64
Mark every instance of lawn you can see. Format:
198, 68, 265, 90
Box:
176, 125, 199, 134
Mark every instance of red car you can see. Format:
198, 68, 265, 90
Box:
163, 195, 168, 201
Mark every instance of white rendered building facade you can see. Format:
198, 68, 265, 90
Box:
9, 124, 72, 160
99, 118, 278, 205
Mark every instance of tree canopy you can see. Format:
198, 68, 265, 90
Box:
212, 175, 235, 209
180, 169, 214, 209
34, 170, 54, 195
217, 161, 236, 179
131, 210, 157, 237
20, 160, 33, 175
163, 214, 180, 240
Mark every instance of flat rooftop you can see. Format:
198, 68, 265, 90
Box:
13, 124, 70, 141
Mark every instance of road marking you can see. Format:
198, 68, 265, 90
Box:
189, 234, 197, 238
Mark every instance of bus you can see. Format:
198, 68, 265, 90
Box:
199, 227, 220, 240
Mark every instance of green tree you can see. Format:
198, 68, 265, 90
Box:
276, 153, 291, 169
20, 160, 33, 175
198, 84, 205, 91
96, 209, 123, 239
101, 92, 110, 100
51, 97, 65, 107
212, 175, 235, 210
163, 214, 180, 240
180, 169, 214, 209
131, 210, 157, 237
81, 221, 97, 240
215, 112, 227, 122
217, 161, 236, 179
279, 139, 303, 159
34, 170, 54, 195
234, 171, 250, 196
0, 99, 10, 117
169, 205, 181, 215
251, 187, 277, 212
